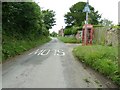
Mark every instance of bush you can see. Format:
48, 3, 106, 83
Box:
73, 45, 120, 86
50, 31, 58, 37
64, 26, 79, 36
64, 28, 72, 35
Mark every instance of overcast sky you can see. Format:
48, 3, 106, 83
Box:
34, 0, 119, 33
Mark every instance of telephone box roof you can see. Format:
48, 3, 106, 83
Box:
83, 24, 93, 29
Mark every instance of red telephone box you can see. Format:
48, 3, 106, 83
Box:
82, 24, 94, 45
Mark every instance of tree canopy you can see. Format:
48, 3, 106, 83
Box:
64, 26, 78, 36
2, 2, 56, 40
100, 18, 113, 26
64, 2, 101, 27
50, 31, 58, 37
42, 9, 56, 30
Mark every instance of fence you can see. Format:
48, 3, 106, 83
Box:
93, 27, 118, 47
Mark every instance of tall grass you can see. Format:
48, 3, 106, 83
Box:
2, 36, 51, 62
73, 45, 120, 86
58, 36, 81, 43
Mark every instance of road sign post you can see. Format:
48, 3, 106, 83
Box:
83, 0, 90, 45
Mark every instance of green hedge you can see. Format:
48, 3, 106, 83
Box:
73, 45, 120, 86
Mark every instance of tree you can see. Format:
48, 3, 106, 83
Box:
2, 2, 43, 39
50, 31, 57, 37
64, 2, 101, 26
2, 2, 56, 39
101, 18, 113, 26
64, 26, 78, 36
2, 2, 57, 61
42, 9, 56, 30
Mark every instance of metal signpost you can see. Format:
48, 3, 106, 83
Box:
83, 0, 90, 45
118, 1, 120, 31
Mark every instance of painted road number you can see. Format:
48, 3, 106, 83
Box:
54, 50, 65, 56
28, 49, 65, 56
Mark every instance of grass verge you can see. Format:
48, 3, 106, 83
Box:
58, 36, 81, 43
73, 45, 120, 86
2, 36, 51, 62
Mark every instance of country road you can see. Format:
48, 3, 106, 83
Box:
2, 38, 118, 88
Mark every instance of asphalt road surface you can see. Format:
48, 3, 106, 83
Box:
2, 38, 118, 88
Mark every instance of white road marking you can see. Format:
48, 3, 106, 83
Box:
54, 50, 57, 56
28, 52, 33, 55
34, 49, 39, 54
54, 50, 65, 56
28, 49, 65, 56
28, 49, 40, 55
40, 50, 50, 56
37, 50, 44, 55
57, 50, 65, 56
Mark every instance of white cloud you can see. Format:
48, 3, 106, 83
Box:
35, 0, 119, 33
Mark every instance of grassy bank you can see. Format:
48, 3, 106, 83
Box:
2, 36, 51, 62
58, 36, 81, 43
73, 45, 120, 86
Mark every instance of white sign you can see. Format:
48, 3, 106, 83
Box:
83, 4, 90, 13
